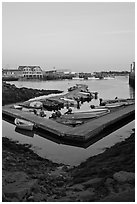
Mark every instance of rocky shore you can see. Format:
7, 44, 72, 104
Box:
2, 82, 62, 106
2, 82, 135, 202
2, 132, 135, 202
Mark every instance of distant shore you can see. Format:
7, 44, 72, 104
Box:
2, 82, 135, 202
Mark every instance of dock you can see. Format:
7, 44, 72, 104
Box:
2, 104, 135, 143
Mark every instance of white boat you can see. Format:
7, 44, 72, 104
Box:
61, 109, 110, 120
14, 118, 34, 131
13, 105, 22, 110
29, 101, 43, 108
72, 108, 109, 114
104, 102, 126, 108
101, 98, 135, 104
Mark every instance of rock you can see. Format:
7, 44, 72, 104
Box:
67, 184, 84, 191
33, 193, 47, 202
40, 186, 48, 193
66, 189, 95, 202
3, 172, 38, 201
105, 178, 114, 186
27, 195, 34, 201
83, 178, 103, 187
66, 188, 95, 201
50, 196, 73, 202
113, 171, 135, 183
105, 178, 115, 194
56, 181, 64, 187
78, 189, 95, 201
3, 171, 28, 184
3, 179, 38, 201
98, 189, 135, 202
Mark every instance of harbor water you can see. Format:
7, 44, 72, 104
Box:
3, 76, 135, 166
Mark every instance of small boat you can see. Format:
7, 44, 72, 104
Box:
73, 108, 109, 114
68, 84, 88, 92
14, 118, 34, 131
61, 109, 110, 120
104, 101, 134, 109
29, 101, 43, 109
13, 105, 22, 110
101, 98, 135, 105
104, 102, 125, 108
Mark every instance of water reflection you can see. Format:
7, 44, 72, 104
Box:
2, 119, 135, 166
15, 127, 34, 138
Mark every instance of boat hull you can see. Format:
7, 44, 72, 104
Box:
61, 110, 110, 120
14, 118, 34, 131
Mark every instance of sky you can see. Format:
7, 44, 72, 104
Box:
2, 2, 135, 72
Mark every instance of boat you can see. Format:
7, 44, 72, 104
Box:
14, 118, 34, 131
100, 99, 135, 108
100, 98, 135, 105
72, 108, 109, 114
104, 103, 125, 108
61, 109, 110, 120
29, 101, 43, 109
13, 105, 22, 110
68, 84, 88, 92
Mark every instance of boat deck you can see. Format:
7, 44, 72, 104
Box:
2, 104, 135, 142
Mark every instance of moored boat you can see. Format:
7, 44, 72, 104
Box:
104, 103, 125, 108
13, 105, 22, 110
14, 118, 34, 131
61, 109, 110, 120
100, 98, 135, 105
68, 84, 88, 92
72, 108, 109, 114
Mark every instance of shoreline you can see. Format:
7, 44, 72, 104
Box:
2, 82, 135, 202
2, 81, 62, 106
2, 131, 135, 202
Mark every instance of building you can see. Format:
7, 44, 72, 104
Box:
43, 69, 73, 80
2, 68, 22, 81
18, 66, 43, 79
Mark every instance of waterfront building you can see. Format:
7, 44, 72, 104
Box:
18, 66, 43, 79
79, 72, 92, 79
2, 68, 22, 81
43, 68, 73, 80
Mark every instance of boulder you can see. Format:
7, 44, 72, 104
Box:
98, 189, 135, 202
113, 171, 135, 183
83, 178, 103, 187
105, 178, 115, 194
32, 193, 47, 202
3, 171, 28, 184
78, 189, 95, 201
67, 184, 84, 191
3, 171, 38, 201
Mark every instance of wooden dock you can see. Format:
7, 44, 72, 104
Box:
2, 104, 135, 142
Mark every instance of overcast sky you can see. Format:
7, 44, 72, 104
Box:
2, 2, 135, 72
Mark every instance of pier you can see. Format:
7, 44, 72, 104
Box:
2, 104, 135, 143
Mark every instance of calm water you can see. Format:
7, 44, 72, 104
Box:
3, 76, 135, 166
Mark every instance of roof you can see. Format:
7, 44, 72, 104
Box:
18, 66, 41, 71
2, 69, 20, 72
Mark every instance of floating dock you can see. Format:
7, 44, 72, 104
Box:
2, 104, 135, 143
